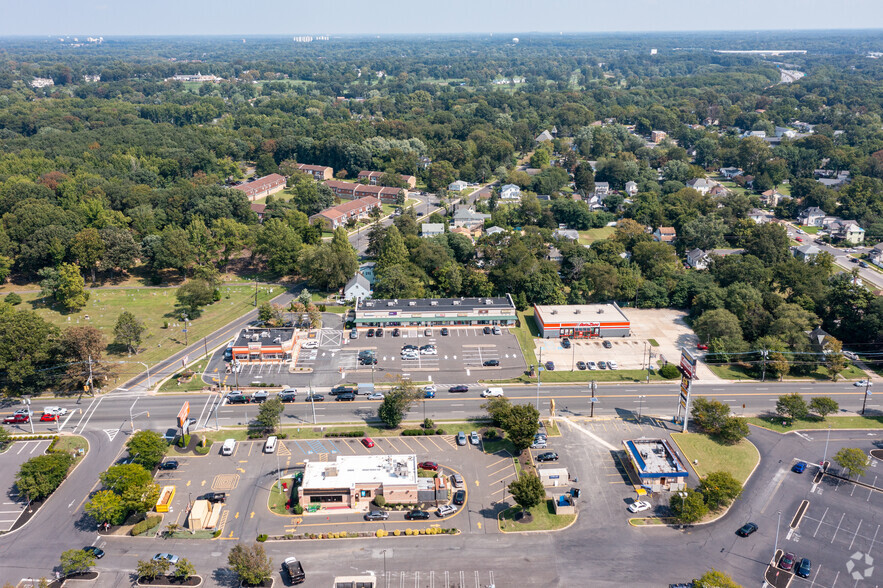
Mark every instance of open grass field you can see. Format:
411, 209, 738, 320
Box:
670, 433, 759, 484
745, 414, 883, 433
16, 284, 281, 374
498, 501, 576, 532
578, 226, 615, 245
707, 363, 865, 382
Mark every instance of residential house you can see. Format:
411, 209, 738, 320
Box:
324, 180, 404, 204
709, 184, 729, 197
250, 202, 266, 222
357, 170, 417, 189
828, 220, 865, 244
448, 180, 468, 192
798, 206, 826, 227
686, 249, 710, 270
719, 167, 742, 179
686, 178, 716, 195
748, 208, 773, 224
546, 247, 563, 262
452, 208, 491, 229
343, 273, 372, 302
30, 77, 55, 88
653, 227, 677, 243
625, 181, 638, 196
775, 126, 797, 139
710, 248, 745, 257
358, 262, 377, 284
760, 189, 788, 207
417, 156, 432, 170
232, 173, 286, 201
296, 164, 333, 181
500, 184, 522, 201
552, 229, 579, 241
485, 226, 506, 236
421, 223, 445, 238
806, 326, 831, 353
450, 226, 481, 243
309, 196, 381, 230
870, 244, 883, 269
585, 194, 605, 211
793, 244, 821, 261
594, 182, 610, 197
818, 171, 850, 188
535, 130, 554, 143
651, 130, 667, 143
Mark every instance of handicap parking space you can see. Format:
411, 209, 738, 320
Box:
0, 440, 51, 532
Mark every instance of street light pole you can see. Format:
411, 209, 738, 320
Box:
129, 398, 138, 432
822, 425, 832, 466
637, 395, 646, 420
775, 510, 782, 557
381, 549, 388, 588
536, 347, 542, 411
861, 380, 872, 415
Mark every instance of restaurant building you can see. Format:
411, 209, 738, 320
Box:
532, 303, 630, 339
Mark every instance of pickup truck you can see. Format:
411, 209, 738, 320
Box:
202, 492, 226, 503
283, 557, 306, 584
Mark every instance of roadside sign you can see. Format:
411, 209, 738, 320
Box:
177, 401, 190, 428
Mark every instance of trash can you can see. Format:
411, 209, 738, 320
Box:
570, 488, 581, 498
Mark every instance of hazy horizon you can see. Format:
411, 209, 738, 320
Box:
3, 0, 883, 37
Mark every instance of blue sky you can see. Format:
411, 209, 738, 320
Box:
2, 0, 881, 36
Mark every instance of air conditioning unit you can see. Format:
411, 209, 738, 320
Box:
453, 300, 460, 305
387, 301, 395, 307
551, 310, 557, 315
430, 301, 438, 306
409, 301, 416, 306
574, 309, 581, 314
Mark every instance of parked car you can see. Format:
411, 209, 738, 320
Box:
598, 361, 608, 369
405, 510, 430, 520
531, 439, 547, 449
545, 361, 555, 371
367, 328, 375, 337
448, 385, 469, 393
367, 393, 384, 400
301, 340, 318, 349
470, 431, 480, 445
441, 328, 449, 336
359, 357, 377, 365
304, 394, 324, 402
283, 557, 306, 584
153, 553, 179, 564
586, 361, 598, 370
483, 359, 500, 366
203, 492, 226, 503
483, 326, 492, 334
3, 414, 29, 424
418, 461, 439, 471
364, 511, 389, 521
457, 431, 467, 446
860, 261, 869, 268
251, 390, 269, 403
607, 360, 618, 370
792, 461, 807, 473
561, 338, 571, 349
336, 392, 356, 401
424, 329, 432, 336
436, 504, 457, 517
779, 552, 795, 571
401, 352, 419, 360
159, 460, 179, 470
493, 326, 501, 335
697, 343, 709, 350
361, 437, 375, 448
420, 346, 437, 355
350, 329, 359, 339
375, 328, 384, 337
83, 546, 105, 559
602, 340, 612, 349
401, 344, 418, 352
736, 522, 758, 537
796, 558, 812, 578
392, 328, 400, 337
536, 452, 559, 462
450, 474, 464, 488
628, 500, 651, 513
576, 361, 586, 370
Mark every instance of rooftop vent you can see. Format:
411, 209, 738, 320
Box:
484, 299, 492, 305
261, 331, 270, 338
430, 301, 438, 306
597, 309, 604, 314
409, 301, 416, 306
551, 310, 557, 315
366, 302, 374, 307
387, 301, 395, 307
574, 309, 581, 314
453, 300, 461, 305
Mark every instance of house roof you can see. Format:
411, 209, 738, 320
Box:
232, 173, 285, 194
485, 226, 506, 235
807, 326, 829, 347
345, 273, 372, 293
250, 203, 267, 214
297, 163, 332, 173
421, 223, 444, 234
501, 184, 521, 192
800, 206, 825, 217
686, 248, 706, 259
656, 227, 676, 235
453, 208, 491, 221
553, 229, 579, 241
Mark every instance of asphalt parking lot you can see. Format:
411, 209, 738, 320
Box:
535, 337, 655, 371
0, 440, 51, 532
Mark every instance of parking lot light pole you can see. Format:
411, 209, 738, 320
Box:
775, 510, 782, 557
637, 395, 646, 420
381, 549, 387, 588
536, 347, 542, 410
822, 425, 832, 466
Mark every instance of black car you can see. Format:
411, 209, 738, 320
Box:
402, 344, 418, 352
159, 460, 179, 470
251, 390, 269, 403
203, 492, 227, 503
405, 510, 430, 520
336, 392, 356, 401
602, 340, 612, 349
448, 385, 469, 393
83, 545, 105, 559
453, 489, 466, 505
545, 361, 555, 371
483, 359, 500, 366
392, 328, 400, 337
359, 357, 377, 365
796, 557, 811, 578
441, 328, 449, 336
561, 338, 571, 349
358, 350, 375, 359
304, 394, 324, 402
375, 328, 384, 338
226, 393, 248, 404
576, 361, 587, 370
367, 328, 375, 337
330, 386, 356, 395
736, 522, 758, 537
364, 511, 389, 521
483, 326, 492, 334
278, 390, 297, 402
536, 452, 559, 462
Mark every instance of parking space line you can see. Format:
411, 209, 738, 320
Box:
342, 440, 356, 453
385, 437, 403, 452
486, 457, 509, 469
813, 507, 828, 537
830, 512, 845, 544
489, 465, 513, 478
849, 519, 862, 549
424, 436, 444, 451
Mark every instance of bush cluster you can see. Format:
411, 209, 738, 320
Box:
402, 429, 439, 436
131, 515, 162, 536
323, 431, 365, 438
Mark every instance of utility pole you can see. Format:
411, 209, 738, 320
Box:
87, 355, 94, 396
309, 384, 317, 424
761, 349, 768, 382
536, 347, 542, 410
822, 425, 831, 466
775, 510, 782, 558
590, 380, 596, 418
861, 380, 872, 415
254, 276, 258, 307
203, 336, 209, 359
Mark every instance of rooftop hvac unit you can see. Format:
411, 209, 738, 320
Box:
430, 301, 438, 306
252, 334, 260, 341
273, 337, 281, 344
484, 299, 492, 305
366, 302, 374, 307
551, 310, 557, 315
409, 301, 416, 306
452, 300, 460, 305
261, 331, 270, 338
597, 309, 603, 314
387, 301, 395, 307
574, 309, 581, 314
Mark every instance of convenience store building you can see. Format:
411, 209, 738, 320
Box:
532, 303, 630, 339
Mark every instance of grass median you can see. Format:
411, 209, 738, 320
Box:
482, 368, 666, 384
203, 419, 493, 443
498, 501, 576, 532
670, 432, 759, 484
745, 414, 883, 433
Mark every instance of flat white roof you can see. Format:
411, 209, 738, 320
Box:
534, 303, 629, 324
302, 454, 418, 490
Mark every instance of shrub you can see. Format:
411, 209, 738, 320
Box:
324, 431, 365, 438
292, 503, 304, 515
376, 529, 387, 538
436, 428, 445, 435
484, 429, 498, 439
131, 515, 162, 536
256, 533, 268, 542
319, 304, 327, 312
423, 418, 435, 429
373, 495, 386, 507
213, 530, 222, 538
393, 529, 401, 536
4, 293, 22, 305
659, 364, 680, 379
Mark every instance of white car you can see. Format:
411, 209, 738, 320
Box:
402, 352, 419, 360
301, 340, 318, 349
586, 361, 598, 370
420, 347, 437, 356
607, 361, 618, 370
854, 380, 873, 387
627, 501, 652, 513
367, 393, 385, 400
423, 385, 437, 394
42, 407, 68, 416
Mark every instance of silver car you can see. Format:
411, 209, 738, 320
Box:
457, 431, 467, 446
436, 504, 457, 517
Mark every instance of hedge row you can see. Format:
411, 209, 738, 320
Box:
401, 429, 445, 436
324, 431, 365, 438
131, 515, 162, 536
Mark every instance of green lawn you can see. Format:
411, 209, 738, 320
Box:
513, 310, 539, 367
745, 414, 883, 433
17, 285, 281, 375
268, 480, 289, 515
482, 437, 517, 455
801, 226, 820, 234
51, 435, 89, 465
483, 369, 664, 384
707, 363, 865, 382
670, 433, 759, 484
159, 358, 211, 392
577, 226, 615, 245
498, 501, 576, 532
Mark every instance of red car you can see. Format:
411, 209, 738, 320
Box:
697, 343, 708, 350
418, 461, 439, 471
3, 414, 29, 424
361, 437, 375, 448
40, 413, 59, 422
795, 237, 803, 242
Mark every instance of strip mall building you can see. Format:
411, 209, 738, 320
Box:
354, 296, 517, 328
533, 303, 630, 339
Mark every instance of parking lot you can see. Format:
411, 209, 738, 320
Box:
535, 337, 654, 371
0, 439, 51, 532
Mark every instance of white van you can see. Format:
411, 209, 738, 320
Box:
264, 435, 278, 454
221, 438, 236, 456
480, 387, 504, 398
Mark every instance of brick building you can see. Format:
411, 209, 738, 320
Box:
232, 174, 286, 201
